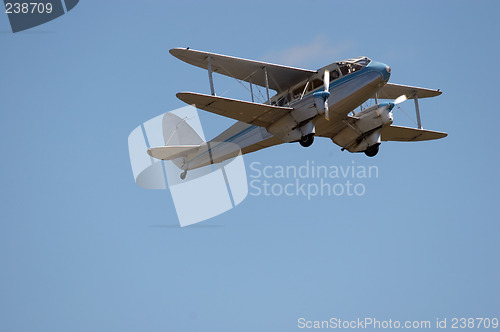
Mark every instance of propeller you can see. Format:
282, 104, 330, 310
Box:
387, 94, 408, 112
393, 94, 407, 105
386, 94, 422, 128
323, 70, 331, 120
312, 70, 331, 119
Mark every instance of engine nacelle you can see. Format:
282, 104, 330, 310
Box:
313, 91, 330, 114
356, 129, 381, 152
356, 102, 393, 131
266, 113, 302, 142
266, 113, 317, 143
331, 103, 394, 153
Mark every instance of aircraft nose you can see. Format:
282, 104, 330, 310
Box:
369, 61, 391, 82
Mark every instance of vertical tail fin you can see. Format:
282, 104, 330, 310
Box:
149, 112, 205, 169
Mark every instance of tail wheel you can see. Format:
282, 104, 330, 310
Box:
299, 134, 314, 147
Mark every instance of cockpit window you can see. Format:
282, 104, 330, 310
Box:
347, 56, 371, 67
339, 65, 349, 76
330, 69, 340, 81
292, 82, 307, 99
311, 79, 323, 90
336, 57, 371, 77
351, 64, 363, 72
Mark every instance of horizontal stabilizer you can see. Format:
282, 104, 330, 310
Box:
177, 92, 293, 127
381, 125, 447, 142
377, 83, 442, 99
148, 145, 201, 160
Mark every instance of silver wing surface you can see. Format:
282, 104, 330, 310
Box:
381, 125, 447, 141
177, 92, 293, 127
170, 48, 316, 93
377, 83, 442, 99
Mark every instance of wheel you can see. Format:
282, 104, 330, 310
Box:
364, 144, 379, 157
180, 171, 187, 180
299, 134, 314, 147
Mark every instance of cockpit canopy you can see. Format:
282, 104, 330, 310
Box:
336, 56, 371, 76
344, 56, 371, 67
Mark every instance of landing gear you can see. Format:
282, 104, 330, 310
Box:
364, 144, 380, 157
180, 170, 187, 180
299, 133, 314, 147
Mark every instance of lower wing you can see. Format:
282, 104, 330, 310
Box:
176, 92, 292, 127
381, 125, 447, 142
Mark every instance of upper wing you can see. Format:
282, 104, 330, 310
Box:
170, 48, 316, 93
381, 125, 447, 141
377, 83, 442, 99
177, 92, 293, 127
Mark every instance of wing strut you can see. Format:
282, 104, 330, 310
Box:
249, 77, 254, 102
263, 66, 270, 104
207, 56, 216, 96
412, 90, 423, 129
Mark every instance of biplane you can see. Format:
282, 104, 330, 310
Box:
148, 48, 447, 179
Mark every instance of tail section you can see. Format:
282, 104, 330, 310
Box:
148, 111, 246, 172
158, 111, 205, 169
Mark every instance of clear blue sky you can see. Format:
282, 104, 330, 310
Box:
1, 1, 499, 331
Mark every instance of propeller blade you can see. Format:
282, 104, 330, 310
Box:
324, 70, 330, 92
324, 70, 330, 120
394, 94, 408, 105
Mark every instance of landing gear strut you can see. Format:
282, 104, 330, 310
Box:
364, 144, 380, 157
299, 133, 314, 147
